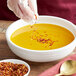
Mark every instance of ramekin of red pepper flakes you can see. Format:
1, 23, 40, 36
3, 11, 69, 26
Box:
0, 62, 28, 76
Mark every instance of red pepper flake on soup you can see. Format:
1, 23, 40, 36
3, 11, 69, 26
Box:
31, 30, 55, 47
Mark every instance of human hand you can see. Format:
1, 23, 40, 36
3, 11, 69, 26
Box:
7, 0, 38, 22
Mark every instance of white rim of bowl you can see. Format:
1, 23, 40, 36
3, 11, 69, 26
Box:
6, 16, 76, 53
0, 59, 30, 76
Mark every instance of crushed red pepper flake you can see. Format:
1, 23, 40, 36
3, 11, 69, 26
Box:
36, 37, 55, 46
35, 14, 37, 20
30, 26, 33, 28
31, 30, 56, 47
0, 62, 28, 76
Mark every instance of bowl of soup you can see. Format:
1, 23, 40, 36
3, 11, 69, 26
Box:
6, 16, 76, 62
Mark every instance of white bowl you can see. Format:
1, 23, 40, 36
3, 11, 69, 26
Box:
0, 59, 30, 76
6, 16, 76, 62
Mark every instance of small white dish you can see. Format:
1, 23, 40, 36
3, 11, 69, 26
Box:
0, 59, 30, 76
6, 16, 76, 62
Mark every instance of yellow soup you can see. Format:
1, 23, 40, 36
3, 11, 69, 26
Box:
10, 23, 74, 50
